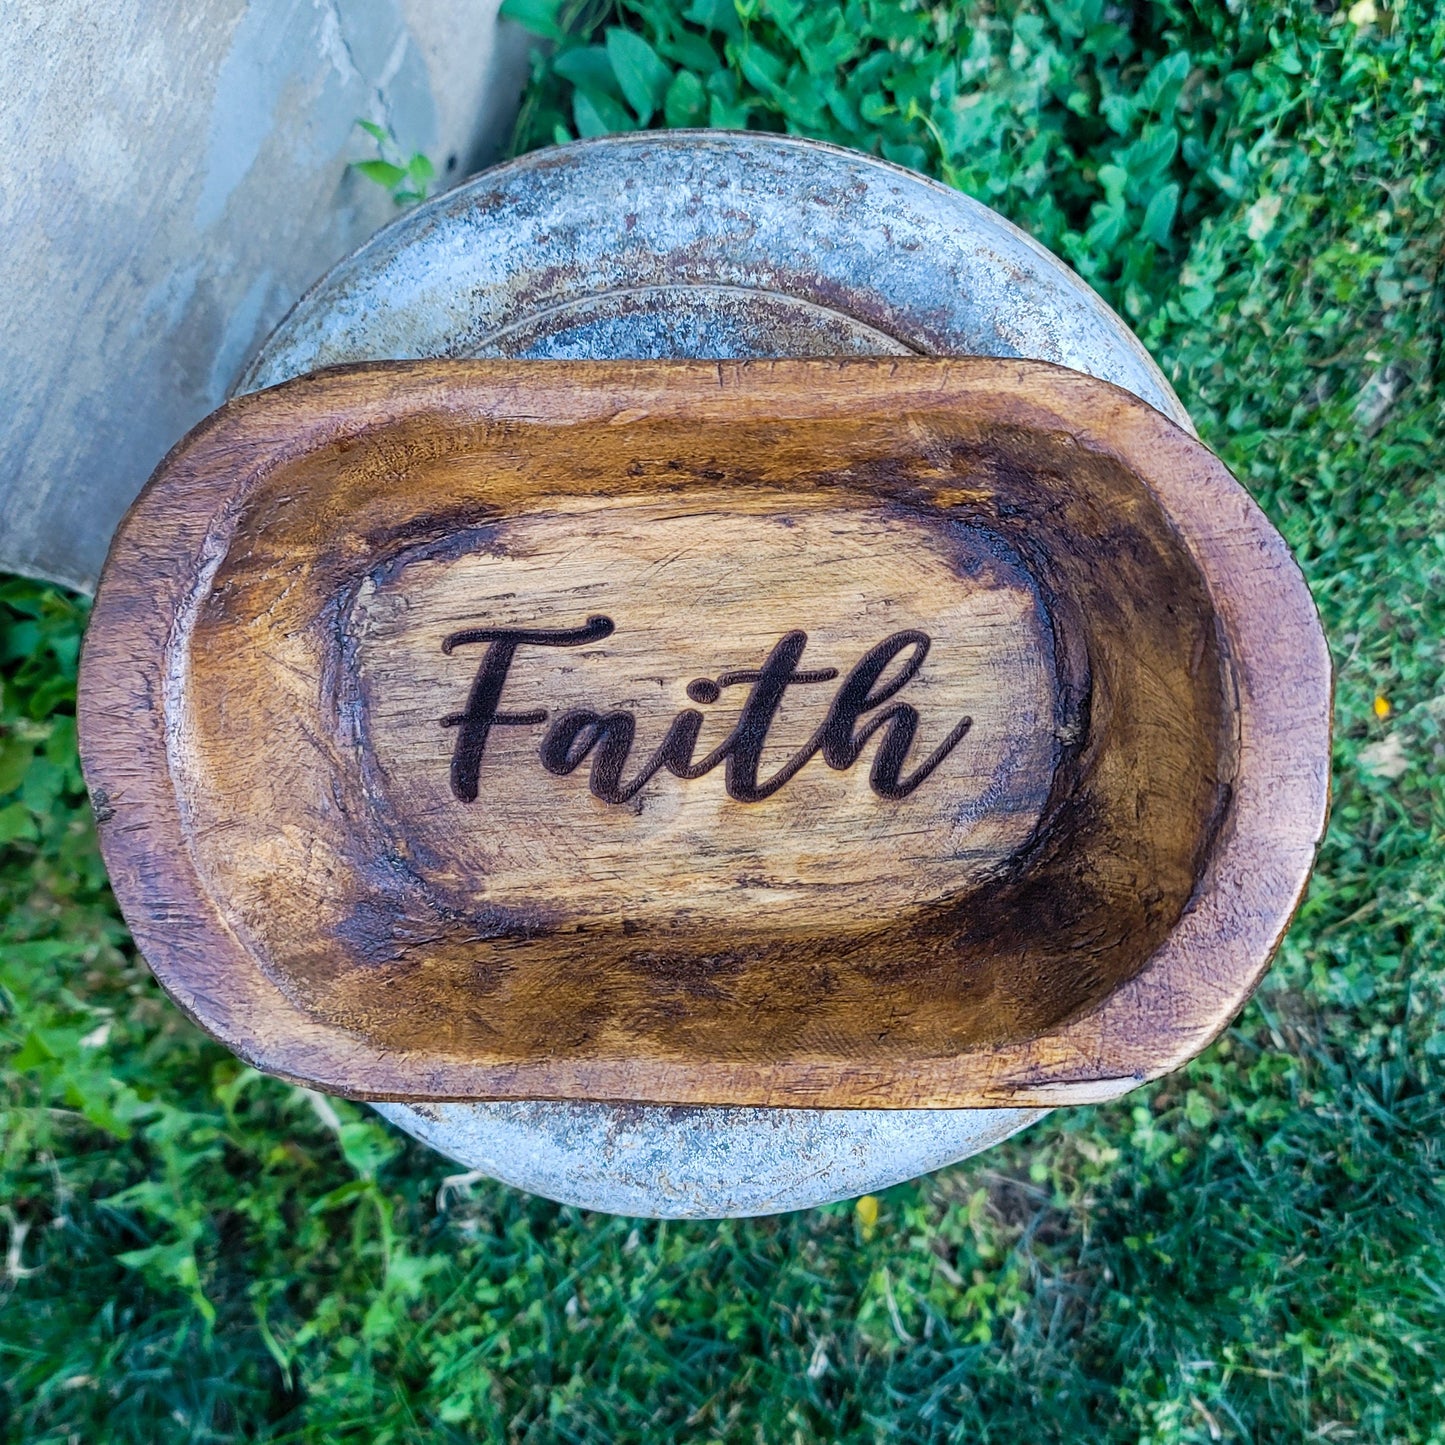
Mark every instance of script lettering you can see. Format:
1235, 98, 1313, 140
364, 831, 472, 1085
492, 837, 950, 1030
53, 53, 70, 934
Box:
441, 618, 972, 806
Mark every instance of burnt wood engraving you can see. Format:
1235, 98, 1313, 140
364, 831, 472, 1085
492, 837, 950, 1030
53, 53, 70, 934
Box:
77, 358, 1332, 1109
442, 621, 973, 806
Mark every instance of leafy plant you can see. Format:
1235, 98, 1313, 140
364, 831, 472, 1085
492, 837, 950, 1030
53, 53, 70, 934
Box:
351, 119, 437, 207
501, 0, 1296, 322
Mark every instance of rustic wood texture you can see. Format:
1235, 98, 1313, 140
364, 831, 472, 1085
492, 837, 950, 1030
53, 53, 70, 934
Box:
78, 358, 1331, 1108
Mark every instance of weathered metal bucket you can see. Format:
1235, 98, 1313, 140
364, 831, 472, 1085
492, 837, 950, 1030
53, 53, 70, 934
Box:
217, 132, 1202, 1218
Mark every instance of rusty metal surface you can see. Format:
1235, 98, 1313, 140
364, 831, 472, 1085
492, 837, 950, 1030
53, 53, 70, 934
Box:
375, 1099, 1048, 1219
241, 132, 1193, 1218
242, 131, 1191, 431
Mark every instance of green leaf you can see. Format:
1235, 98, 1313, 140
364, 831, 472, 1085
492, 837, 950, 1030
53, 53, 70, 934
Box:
499, 0, 566, 41
1136, 50, 1192, 118
554, 45, 623, 98
20, 757, 64, 814
1, 620, 39, 665
708, 92, 751, 129
353, 159, 407, 188
1184, 1090, 1215, 1129
1119, 124, 1180, 194
1041, 0, 1089, 40
881, 140, 929, 172
683, 0, 742, 37
337, 1118, 401, 1181
24, 674, 73, 721
46, 629, 80, 675
736, 42, 787, 101
309, 1178, 375, 1214
0, 734, 30, 794
790, 9, 860, 73
10, 1029, 59, 1070
573, 88, 633, 138
859, 92, 894, 124
63, 1073, 143, 1140
763, 0, 808, 33
356, 119, 390, 143
777, 65, 829, 130
656, 30, 722, 76
664, 69, 708, 128
1097, 162, 1129, 208
606, 28, 672, 123
0, 938, 74, 968
362, 1294, 399, 1342
0, 800, 37, 843
1142, 182, 1180, 245
117, 1239, 215, 1326
1101, 92, 1135, 135
825, 83, 861, 133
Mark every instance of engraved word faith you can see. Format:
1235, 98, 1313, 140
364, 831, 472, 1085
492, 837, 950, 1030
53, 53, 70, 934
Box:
440, 616, 973, 806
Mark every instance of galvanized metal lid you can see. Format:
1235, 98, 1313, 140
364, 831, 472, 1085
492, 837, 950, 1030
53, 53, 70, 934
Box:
240, 131, 1192, 1217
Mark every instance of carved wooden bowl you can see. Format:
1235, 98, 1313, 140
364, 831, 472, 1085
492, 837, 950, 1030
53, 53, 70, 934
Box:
79, 358, 1330, 1108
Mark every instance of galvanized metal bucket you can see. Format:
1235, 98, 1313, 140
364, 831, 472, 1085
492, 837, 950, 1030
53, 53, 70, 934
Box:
240, 132, 1193, 1218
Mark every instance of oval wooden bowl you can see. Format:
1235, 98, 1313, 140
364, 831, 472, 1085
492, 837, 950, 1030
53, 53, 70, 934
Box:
78, 358, 1330, 1108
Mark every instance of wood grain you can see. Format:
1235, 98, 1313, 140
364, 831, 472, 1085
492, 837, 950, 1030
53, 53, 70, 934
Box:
78, 358, 1331, 1107
352, 497, 1058, 924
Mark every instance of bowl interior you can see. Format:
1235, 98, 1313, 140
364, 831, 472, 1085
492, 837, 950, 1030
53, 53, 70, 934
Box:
175, 393, 1234, 1068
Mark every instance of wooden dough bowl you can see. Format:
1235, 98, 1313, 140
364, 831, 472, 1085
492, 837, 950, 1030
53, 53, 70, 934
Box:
78, 359, 1330, 1108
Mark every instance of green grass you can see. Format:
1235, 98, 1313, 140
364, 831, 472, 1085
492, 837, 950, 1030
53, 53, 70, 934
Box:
3, 1, 1444, 1439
